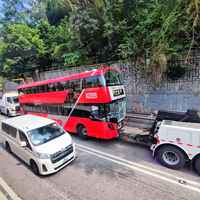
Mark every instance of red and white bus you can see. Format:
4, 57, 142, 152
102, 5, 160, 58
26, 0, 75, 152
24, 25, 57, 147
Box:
17, 65, 126, 139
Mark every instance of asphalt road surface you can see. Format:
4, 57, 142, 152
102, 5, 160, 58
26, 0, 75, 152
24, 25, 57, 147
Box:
0, 114, 200, 200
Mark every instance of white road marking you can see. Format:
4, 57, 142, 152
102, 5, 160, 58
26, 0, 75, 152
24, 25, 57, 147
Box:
76, 143, 200, 193
0, 177, 22, 200
76, 143, 200, 186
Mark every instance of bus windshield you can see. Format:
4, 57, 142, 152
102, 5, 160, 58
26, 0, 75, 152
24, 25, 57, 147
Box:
28, 123, 65, 146
91, 98, 126, 122
106, 98, 126, 122
104, 70, 122, 86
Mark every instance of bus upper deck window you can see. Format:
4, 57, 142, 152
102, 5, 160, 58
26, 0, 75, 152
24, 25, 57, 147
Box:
48, 83, 56, 92
104, 70, 122, 86
84, 76, 104, 88
26, 88, 32, 94
18, 89, 24, 95
32, 87, 38, 94
56, 82, 64, 91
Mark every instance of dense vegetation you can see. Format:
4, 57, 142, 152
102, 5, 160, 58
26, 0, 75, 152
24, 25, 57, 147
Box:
0, 0, 200, 80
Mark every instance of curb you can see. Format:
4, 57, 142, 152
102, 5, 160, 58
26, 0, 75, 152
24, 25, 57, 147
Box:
0, 177, 22, 200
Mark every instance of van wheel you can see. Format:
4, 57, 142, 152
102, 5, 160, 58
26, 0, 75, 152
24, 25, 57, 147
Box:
156, 145, 186, 169
194, 156, 200, 176
77, 125, 88, 139
5, 142, 12, 153
30, 160, 40, 175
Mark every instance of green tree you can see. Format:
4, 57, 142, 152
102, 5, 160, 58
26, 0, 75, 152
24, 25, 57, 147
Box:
1, 0, 200, 80
1, 23, 45, 76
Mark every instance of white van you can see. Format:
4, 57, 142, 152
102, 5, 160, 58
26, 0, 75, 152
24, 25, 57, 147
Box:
0, 92, 20, 116
0, 115, 76, 175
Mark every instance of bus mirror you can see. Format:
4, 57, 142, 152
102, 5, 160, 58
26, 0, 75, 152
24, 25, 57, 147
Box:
110, 118, 118, 123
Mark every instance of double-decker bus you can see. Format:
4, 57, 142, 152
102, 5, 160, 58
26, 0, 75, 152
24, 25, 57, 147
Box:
17, 65, 126, 139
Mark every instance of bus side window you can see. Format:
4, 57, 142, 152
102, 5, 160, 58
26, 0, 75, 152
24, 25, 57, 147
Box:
44, 85, 48, 92
26, 88, 31, 94
48, 83, 56, 92
61, 82, 68, 90
54, 82, 64, 91
18, 89, 24, 95
82, 79, 86, 88
32, 87, 38, 94
38, 85, 45, 93
85, 76, 101, 88
70, 80, 81, 92
47, 105, 59, 115
41, 105, 47, 113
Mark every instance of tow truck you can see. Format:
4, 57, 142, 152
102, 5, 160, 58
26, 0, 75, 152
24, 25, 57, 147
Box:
120, 110, 200, 176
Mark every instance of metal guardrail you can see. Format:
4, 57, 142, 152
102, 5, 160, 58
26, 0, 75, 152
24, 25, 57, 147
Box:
125, 112, 156, 129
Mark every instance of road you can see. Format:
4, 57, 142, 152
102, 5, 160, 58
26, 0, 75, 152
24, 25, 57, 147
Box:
0, 114, 200, 200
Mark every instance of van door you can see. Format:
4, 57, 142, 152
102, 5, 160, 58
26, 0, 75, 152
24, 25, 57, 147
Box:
16, 130, 33, 164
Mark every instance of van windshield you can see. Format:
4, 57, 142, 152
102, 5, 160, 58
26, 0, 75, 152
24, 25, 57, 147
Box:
28, 123, 65, 146
7, 96, 18, 104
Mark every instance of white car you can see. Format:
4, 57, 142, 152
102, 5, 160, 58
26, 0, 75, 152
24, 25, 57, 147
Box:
0, 114, 76, 175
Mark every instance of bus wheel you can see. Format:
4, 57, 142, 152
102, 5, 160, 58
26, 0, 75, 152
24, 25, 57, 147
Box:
194, 156, 200, 176
77, 125, 88, 139
156, 145, 186, 169
5, 142, 12, 153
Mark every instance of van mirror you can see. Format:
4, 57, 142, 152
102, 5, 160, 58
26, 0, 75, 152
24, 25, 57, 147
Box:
20, 141, 27, 147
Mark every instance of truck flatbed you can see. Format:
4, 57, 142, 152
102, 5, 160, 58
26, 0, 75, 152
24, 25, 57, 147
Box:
119, 126, 153, 146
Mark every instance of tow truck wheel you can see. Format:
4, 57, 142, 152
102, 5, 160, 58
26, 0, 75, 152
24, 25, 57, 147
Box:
194, 156, 200, 176
156, 145, 186, 169
77, 125, 88, 139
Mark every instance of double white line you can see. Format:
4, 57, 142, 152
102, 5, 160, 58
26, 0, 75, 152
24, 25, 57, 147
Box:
76, 143, 200, 193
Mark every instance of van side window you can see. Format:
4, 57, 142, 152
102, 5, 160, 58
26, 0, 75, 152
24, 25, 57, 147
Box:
8, 126, 17, 138
2, 122, 7, 132
19, 130, 32, 150
2, 123, 17, 138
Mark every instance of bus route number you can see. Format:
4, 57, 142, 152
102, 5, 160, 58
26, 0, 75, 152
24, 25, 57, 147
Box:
113, 89, 124, 97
